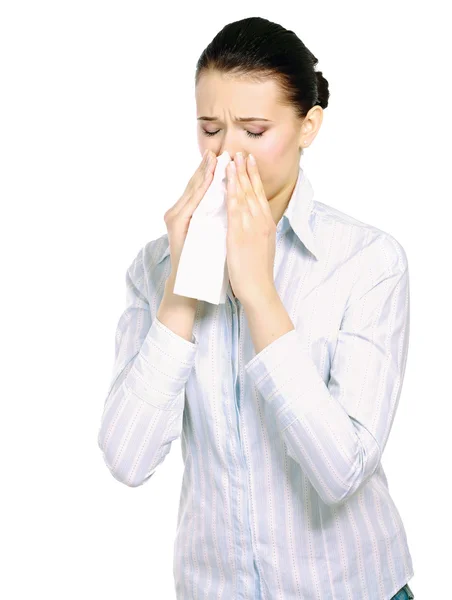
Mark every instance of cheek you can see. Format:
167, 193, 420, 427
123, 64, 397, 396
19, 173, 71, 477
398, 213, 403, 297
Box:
252, 135, 289, 181
257, 132, 291, 164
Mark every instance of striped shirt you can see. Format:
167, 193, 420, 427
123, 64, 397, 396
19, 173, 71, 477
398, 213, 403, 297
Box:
97, 165, 415, 599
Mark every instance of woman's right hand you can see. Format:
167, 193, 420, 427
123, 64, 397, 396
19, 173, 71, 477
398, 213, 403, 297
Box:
163, 149, 217, 283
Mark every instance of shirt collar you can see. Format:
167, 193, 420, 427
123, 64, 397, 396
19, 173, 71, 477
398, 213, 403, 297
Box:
278, 164, 321, 261
156, 164, 321, 266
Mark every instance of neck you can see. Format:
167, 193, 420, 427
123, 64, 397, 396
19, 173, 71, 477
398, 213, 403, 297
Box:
268, 166, 299, 226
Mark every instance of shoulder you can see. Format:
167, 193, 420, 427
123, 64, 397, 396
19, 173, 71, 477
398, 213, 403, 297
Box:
312, 200, 408, 273
126, 233, 171, 300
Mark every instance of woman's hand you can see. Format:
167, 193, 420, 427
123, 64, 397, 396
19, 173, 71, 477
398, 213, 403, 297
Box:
164, 149, 217, 283
225, 152, 277, 305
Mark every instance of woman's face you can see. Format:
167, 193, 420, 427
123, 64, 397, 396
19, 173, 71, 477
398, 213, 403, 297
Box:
195, 69, 322, 201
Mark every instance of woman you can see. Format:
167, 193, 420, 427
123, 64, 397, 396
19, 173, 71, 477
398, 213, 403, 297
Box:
98, 17, 415, 600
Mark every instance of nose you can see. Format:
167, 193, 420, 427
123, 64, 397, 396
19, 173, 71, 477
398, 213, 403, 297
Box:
220, 150, 246, 162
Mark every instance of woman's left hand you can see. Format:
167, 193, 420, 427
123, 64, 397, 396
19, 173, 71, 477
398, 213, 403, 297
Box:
225, 152, 277, 305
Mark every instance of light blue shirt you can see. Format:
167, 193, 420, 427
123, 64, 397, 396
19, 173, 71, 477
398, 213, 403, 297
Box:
98, 165, 414, 599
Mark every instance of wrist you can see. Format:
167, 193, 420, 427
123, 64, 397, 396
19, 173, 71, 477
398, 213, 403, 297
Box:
241, 283, 279, 312
163, 275, 198, 310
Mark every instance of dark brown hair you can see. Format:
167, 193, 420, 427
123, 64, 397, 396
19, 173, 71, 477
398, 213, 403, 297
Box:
195, 16, 330, 122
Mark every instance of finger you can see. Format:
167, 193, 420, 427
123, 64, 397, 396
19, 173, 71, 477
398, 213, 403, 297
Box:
181, 165, 214, 216
194, 150, 209, 181
200, 149, 209, 169
226, 162, 238, 211
246, 154, 271, 215
228, 160, 250, 216
199, 150, 212, 177
191, 151, 215, 193
176, 154, 213, 216
234, 153, 260, 217
193, 150, 213, 184
182, 150, 209, 196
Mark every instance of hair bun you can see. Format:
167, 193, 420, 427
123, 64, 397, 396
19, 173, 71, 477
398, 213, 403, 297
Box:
315, 71, 329, 109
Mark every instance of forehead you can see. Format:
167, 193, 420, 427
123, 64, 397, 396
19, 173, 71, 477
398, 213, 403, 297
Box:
195, 70, 285, 117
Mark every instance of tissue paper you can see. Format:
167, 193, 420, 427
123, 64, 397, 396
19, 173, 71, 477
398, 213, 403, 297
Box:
173, 150, 232, 305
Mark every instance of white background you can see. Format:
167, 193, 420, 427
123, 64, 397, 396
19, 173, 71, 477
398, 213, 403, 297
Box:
1, 1, 450, 598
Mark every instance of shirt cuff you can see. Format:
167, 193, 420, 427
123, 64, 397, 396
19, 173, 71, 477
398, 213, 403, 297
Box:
244, 327, 321, 430
127, 316, 198, 411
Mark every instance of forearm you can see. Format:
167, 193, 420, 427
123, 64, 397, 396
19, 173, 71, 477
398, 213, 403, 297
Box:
243, 285, 382, 507
243, 285, 295, 355
157, 274, 198, 343
98, 313, 198, 487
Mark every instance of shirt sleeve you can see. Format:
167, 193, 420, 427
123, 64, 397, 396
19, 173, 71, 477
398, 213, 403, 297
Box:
244, 235, 410, 506
97, 248, 198, 487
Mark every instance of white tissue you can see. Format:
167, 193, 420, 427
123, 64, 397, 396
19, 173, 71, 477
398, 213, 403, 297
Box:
173, 150, 232, 304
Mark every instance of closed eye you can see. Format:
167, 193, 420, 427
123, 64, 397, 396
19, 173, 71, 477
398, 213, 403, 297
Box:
202, 130, 264, 139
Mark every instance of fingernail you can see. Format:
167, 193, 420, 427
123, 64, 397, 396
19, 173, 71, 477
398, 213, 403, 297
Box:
248, 153, 256, 165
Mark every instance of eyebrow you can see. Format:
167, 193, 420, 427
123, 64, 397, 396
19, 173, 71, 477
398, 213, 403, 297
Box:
197, 116, 273, 123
